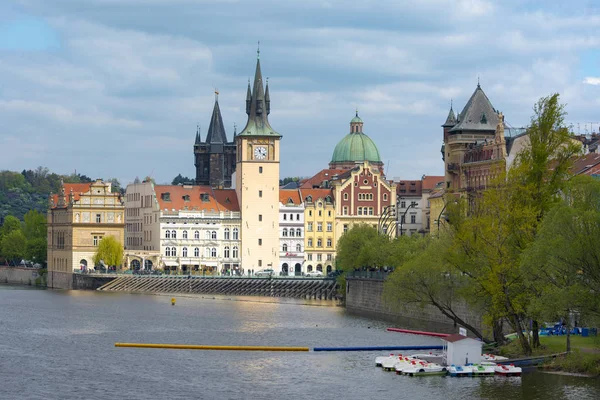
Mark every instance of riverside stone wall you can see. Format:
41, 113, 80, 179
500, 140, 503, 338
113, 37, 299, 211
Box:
0, 266, 44, 286
346, 277, 483, 333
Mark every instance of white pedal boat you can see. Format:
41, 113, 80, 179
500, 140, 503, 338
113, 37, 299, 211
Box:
470, 364, 496, 376
402, 361, 447, 376
494, 364, 522, 376
448, 364, 473, 377
483, 353, 509, 361
381, 355, 402, 371
394, 357, 420, 374
376, 353, 396, 367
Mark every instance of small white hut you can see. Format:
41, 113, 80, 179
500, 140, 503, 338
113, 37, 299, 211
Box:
442, 334, 483, 366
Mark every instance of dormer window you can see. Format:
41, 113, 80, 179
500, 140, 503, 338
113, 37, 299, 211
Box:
183, 195, 190, 202
161, 193, 171, 201
225, 197, 231, 204
200, 193, 209, 202
287, 198, 294, 204
306, 196, 312, 203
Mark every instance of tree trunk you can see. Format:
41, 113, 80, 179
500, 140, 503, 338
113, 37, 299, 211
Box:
492, 319, 506, 345
429, 299, 490, 343
565, 316, 571, 353
531, 320, 541, 348
509, 314, 532, 356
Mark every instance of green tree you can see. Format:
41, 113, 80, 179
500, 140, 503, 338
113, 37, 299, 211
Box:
93, 236, 123, 269
1, 230, 27, 263
26, 237, 47, 266
171, 174, 193, 185
522, 176, 600, 352
23, 210, 46, 240
1, 215, 22, 237
384, 233, 487, 341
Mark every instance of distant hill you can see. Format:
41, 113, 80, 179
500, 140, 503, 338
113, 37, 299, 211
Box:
0, 167, 97, 222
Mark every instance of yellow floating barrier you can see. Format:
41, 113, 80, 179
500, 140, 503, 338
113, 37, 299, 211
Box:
115, 343, 309, 352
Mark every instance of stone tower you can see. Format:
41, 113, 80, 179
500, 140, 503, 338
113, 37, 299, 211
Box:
235, 50, 282, 271
194, 95, 237, 188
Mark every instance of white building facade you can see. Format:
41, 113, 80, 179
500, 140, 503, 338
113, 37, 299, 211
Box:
124, 182, 242, 275
279, 189, 305, 276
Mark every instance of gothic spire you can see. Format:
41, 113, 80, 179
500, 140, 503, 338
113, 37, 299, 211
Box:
205, 96, 228, 144
237, 51, 281, 138
195, 124, 201, 144
245, 79, 252, 115
442, 101, 457, 127
265, 77, 270, 115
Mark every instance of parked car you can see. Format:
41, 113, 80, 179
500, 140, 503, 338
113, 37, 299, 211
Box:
255, 269, 276, 277
306, 270, 323, 277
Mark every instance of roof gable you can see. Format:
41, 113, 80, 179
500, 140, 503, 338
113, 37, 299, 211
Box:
450, 85, 499, 133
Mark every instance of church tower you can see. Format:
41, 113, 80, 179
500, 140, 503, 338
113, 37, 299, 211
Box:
235, 50, 281, 271
194, 94, 236, 188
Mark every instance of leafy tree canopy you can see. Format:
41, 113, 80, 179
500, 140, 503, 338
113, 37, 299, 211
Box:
93, 235, 123, 268
1, 229, 27, 263
172, 174, 194, 185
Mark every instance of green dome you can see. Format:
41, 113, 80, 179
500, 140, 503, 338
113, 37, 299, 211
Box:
351, 115, 363, 123
331, 132, 381, 164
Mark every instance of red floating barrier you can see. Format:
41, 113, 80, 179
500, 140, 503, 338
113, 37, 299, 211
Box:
386, 328, 450, 338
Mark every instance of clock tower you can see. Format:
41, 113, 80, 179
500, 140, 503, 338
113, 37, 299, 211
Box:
235, 51, 281, 271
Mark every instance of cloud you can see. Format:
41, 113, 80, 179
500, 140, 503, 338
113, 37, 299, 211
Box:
0, 1, 599, 185
583, 77, 600, 85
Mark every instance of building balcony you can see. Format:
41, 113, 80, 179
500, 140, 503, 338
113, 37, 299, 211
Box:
447, 163, 459, 173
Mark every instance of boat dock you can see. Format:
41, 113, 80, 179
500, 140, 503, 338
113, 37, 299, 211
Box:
97, 276, 338, 299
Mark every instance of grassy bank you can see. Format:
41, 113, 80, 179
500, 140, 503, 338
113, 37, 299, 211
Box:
497, 335, 600, 376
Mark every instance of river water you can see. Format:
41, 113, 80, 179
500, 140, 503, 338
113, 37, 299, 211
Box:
1, 285, 599, 400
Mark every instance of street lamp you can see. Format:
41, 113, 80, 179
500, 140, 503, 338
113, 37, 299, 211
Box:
399, 201, 417, 236
377, 204, 395, 235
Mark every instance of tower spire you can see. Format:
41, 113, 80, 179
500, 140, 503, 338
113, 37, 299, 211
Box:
265, 77, 270, 115
206, 93, 228, 144
237, 48, 281, 138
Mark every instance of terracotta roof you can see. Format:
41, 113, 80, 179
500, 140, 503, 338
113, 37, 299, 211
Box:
155, 185, 222, 212
213, 189, 240, 212
299, 188, 334, 203
422, 175, 445, 191
396, 180, 422, 197
442, 334, 482, 344
300, 169, 347, 188
50, 182, 93, 208
279, 189, 301, 205
429, 187, 445, 199
571, 153, 600, 176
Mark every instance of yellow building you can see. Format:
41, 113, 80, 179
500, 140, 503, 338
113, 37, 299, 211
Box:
428, 187, 446, 234
47, 179, 124, 288
300, 188, 336, 274
235, 55, 281, 271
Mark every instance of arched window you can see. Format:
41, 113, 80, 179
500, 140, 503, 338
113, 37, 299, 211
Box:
182, 230, 188, 239
194, 247, 199, 257
289, 214, 293, 220
296, 244, 302, 252
289, 229, 295, 237
283, 244, 288, 252
232, 246, 239, 258
204, 248, 210, 258
182, 247, 188, 257
224, 228, 230, 240
165, 230, 171, 239
194, 231, 200, 239
344, 193, 348, 200
383, 193, 388, 201
171, 247, 176, 257
211, 231, 217, 240
165, 247, 170, 257
296, 228, 301, 236
282, 228, 288, 237
211, 248, 217, 257
233, 228, 239, 240
224, 246, 230, 258
172, 230, 177, 239
205, 231, 211, 240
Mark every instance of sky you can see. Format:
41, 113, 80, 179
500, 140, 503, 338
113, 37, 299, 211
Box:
1, 0, 599, 185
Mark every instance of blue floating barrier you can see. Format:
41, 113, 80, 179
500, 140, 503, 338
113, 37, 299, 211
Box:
313, 345, 444, 352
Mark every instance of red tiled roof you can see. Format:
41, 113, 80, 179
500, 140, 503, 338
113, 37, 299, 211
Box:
213, 189, 240, 212
395, 180, 422, 197
422, 175, 445, 191
299, 188, 334, 203
571, 153, 600, 175
154, 185, 226, 212
442, 334, 481, 343
51, 182, 93, 208
279, 189, 301, 205
300, 169, 347, 188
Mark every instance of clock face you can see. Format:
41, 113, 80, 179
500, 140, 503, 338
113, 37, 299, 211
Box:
254, 146, 267, 160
